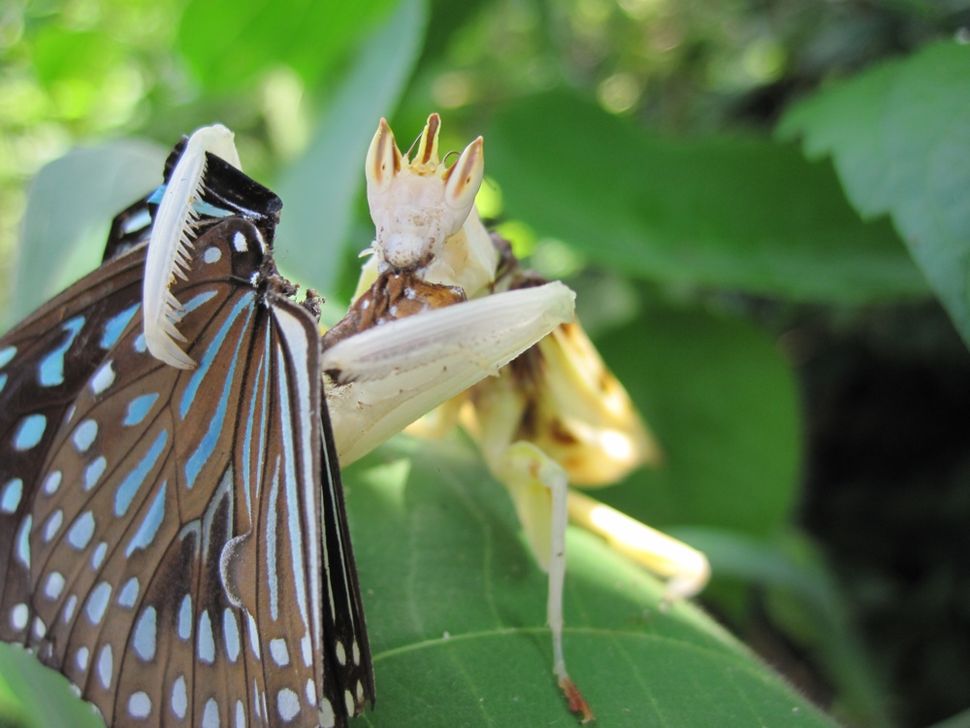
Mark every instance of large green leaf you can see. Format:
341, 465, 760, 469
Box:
0, 440, 833, 727
275, 0, 428, 296
488, 91, 925, 303
592, 302, 801, 538
177, 0, 398, 90
7, 140, 167, 328
779, 41, 970, 347
350, 442, 832, 726
0, 646, 103, 728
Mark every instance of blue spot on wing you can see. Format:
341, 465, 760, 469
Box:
181, 290, 217, 315
183, 300, 256, 490
241, 325, 272, 517
101, 304, 140, 349
39, 316, 85, 387
146, 186, 165, 205
114, 429, 168, 517
1, 479, 23, 513
180, 292, 255, 420
0, 345, 17, 368
126, 481, 167, 558
14, 414, 46, 450
123, 393, 160, 427
147, 185, 231, 220
193, 200, 234, 219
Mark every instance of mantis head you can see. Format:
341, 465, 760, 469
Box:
365, 113, 484, 271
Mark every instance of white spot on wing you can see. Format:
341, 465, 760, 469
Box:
91, 541, 107, 569
0, 479, 22, 513
72, 419, 98, 452
67, 512, 95, 550
277, 688, 299, 721
198, 611, 215, 663
223, 608, 240, 663
133, 606, 157, 661
42, 470, 62, 495
76, 646, 89, 670
83, 456, 106, 491
15, 516, 31, 568
128, 691, 151, 718
42, 509, 63, 542
43, 572, 65, 600
97, 644, 113, 688
301, 631, 312, 667
202, 697, 220, 728
85, 581, 112, 624
63, 594, 77, 623
118, 577, 139, 608
246, 610, 260, 658
319, 698, 335, 728
171, 675, 187, 718
90, 362, 115, 394
177, 595, 192, 641
269, 638, 289, 666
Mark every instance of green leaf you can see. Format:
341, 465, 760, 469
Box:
347, 443, 825, 728
592, 302, 801, 538
488, 90, 925, 303
177, 0, 398, 90
779, 40, 970, 347
349, 440, 834, 727
8, 140, 167, 328
0, 440, 834, 727
275, 0, 428, 296
0, 646, 103, 728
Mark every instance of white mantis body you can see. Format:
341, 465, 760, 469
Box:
143, 120, 710, 724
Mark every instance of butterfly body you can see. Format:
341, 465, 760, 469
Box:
0, 139, 372, 727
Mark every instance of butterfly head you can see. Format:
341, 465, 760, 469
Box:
365, 114, 484, 272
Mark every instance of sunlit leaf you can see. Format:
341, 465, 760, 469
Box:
488, 91, 926, 303
779, 40, 970, 347
0, 646, 102, 728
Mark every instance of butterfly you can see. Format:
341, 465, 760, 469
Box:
0, 126, 373, 727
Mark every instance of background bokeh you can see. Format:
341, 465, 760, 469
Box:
1, 2, 969, 726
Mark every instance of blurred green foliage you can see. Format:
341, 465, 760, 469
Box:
1, 0, 969, 726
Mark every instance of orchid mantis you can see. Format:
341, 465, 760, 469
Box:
320, 115, 710, 721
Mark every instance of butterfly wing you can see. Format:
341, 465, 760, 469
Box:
1, 161, 372, 726
0, 246, 145, 638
